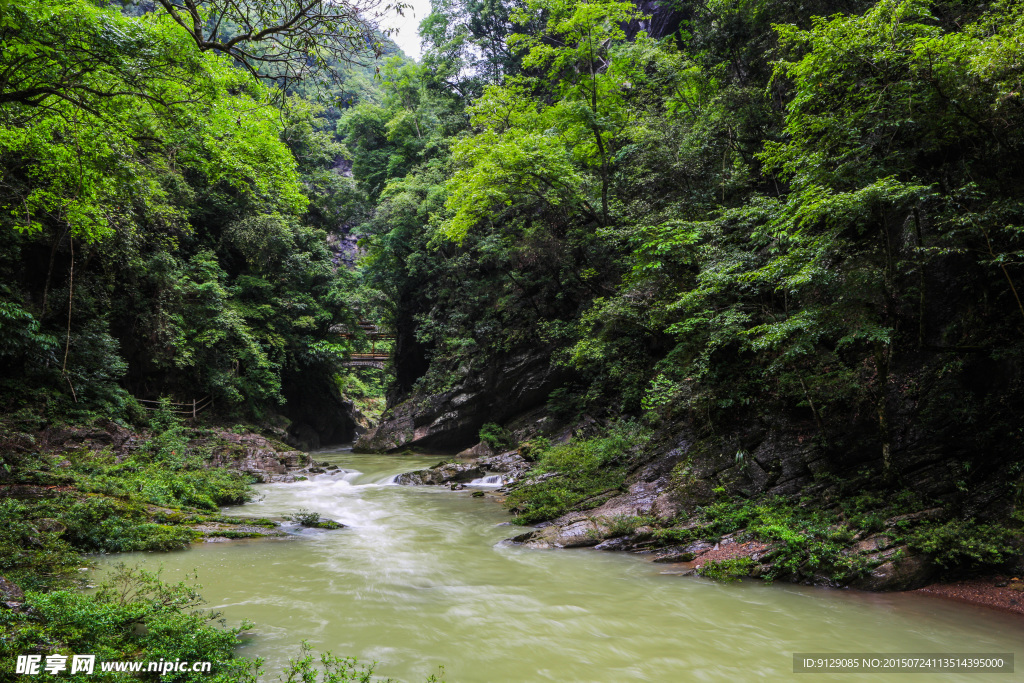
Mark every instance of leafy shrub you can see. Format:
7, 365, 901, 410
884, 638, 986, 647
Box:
291, 508, 322, 526
908, 520, 1020, 570
505, 421, 649, 524
281, 641, 446, 683
517, 437, 549, 461
0, 565, 259, 683
697, 557, 756, 582
0, 499, 81, 590
478, 422, 511, 451
546, 387, 585, 423
70, 437, 254, 511
604, 514, 656, 538
653, 496, 866, 582
33, 495, 195, 553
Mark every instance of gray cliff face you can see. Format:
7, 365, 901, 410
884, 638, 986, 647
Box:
355, 348, 561, 453
625, 0, 687, 41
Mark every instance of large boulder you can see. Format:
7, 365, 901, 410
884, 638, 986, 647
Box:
851, 551, 935, 591
205, 432, 308, 482
394, 462, 485, 486
510, 518, 603, 549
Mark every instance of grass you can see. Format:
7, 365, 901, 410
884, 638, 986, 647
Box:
650, 491, 1023, 583
603, 514, 657, 538
696, 557, 756, 582
504, 421, 650, 525
204, 530, 268, 539
0, 408, 269, 589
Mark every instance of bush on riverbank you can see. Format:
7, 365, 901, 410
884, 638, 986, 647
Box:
0, 409, 273, 584
0, 565, 259, 683
281, 642, 447, 683
1, 416, 279, 680
651, 493, 1023, 584
505, 421, 650, 524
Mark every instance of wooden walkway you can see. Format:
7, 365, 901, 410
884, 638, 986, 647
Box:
338, 321, 392, 369
343, 353, 390, 370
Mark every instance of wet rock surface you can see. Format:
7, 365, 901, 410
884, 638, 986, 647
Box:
395, 462, 486, 486
478, 451, 531, 482
512, 518, 604, 549
204, 431, 310, 483
190, 521, 289, 540
35, 419, 140, 457
393, 450, 532, 488
851, 553, 935, 591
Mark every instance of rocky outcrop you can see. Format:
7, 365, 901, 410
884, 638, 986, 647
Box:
355, 348, 562, 453
203, 431, 309, 483
190, 520, 289, 540
0, 576, 24, 609
35, 419, 140, 457
394, 461, 486, 486
478, 451, 532, 482
498, 425, 959, 590
851, 553, 935, 591
393, 450, 532, 487
507, 509, 940, 589
513, 518, 604, 548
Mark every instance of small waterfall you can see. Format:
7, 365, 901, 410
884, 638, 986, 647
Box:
468, 474, 504, 487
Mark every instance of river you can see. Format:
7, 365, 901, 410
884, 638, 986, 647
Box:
96, 449, 1024, 682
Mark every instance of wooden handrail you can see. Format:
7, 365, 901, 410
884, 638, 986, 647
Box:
136, 395, 212, 418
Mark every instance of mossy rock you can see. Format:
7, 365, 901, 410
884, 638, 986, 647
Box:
310, 519, 344, 530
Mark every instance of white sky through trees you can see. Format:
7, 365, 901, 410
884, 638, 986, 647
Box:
380, 0, 433, 59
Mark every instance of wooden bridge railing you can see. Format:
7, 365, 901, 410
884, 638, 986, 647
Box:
336, 320, 393, 370
137, 396, 212, 418
342, 352, 390, 369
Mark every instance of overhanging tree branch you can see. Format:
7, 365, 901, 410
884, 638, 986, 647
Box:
151, 0, 408, 89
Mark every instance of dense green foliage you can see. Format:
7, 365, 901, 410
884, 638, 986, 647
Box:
0, 0, 419, 675
0, 419, 264, 680
0, 0, 396, 427
650, 490, 1021, 581
354, 0, 1024, 520
1, 565, 259, 682
506, 421, 649, 524
0, 411, 257, 590
3, 0, 1024, 662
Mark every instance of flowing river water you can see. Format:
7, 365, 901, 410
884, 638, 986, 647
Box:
96, 450, 1024, 682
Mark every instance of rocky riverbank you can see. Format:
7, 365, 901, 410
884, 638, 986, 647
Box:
915, 577, 1024, 616
16, 419, 322, 483
0, 418, 348, 552
392, 445, 1024, 595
